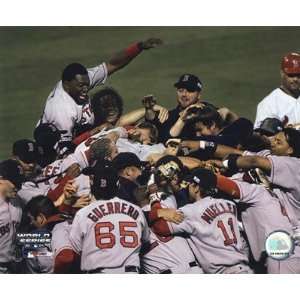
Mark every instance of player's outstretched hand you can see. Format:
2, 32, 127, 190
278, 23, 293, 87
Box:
72, 194, 91, 209
180, 103, 205, 122
158, 208, 184, 224
153, 104, 169, 123
63, 179, 78, 200
165, 139, 181, 156
206, 159, 226, 174
142, 95, 156, 109
140, 38, 163, 50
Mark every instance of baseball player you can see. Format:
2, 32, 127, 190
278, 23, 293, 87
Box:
72, 124, 165, 168
48, 179, 91, 273
12, 139, 41, 180
51, 218, 79, 273
0, 160, 24, 273
218, 127, 300, 222
23, 195, 76, 273
112, 152, 143, 205
141, 195, 203, 274
151, 168, 252, 274
149, 74, 212, 143
254, 52, 300, 128
215, 173, 300, 273
67, 163, 150, 273
91, 87, 169, 131
37, 38, 163, 146
33, 123, 67, 167
17, 135, 117, 208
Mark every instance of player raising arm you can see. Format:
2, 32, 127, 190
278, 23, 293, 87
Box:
37, 38, 163, 147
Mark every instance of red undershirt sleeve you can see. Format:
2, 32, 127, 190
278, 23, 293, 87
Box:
54, 248, 80, 274
216, 174, 241, 199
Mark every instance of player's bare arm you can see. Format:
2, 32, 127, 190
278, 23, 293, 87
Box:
222, 155, 272, 175
169, 104, 204, 137
118, 101, 168, 126
180, 140, 243, 159
157, 208, 184, 224
217, 107, 239, 123
106, 38, 163, 75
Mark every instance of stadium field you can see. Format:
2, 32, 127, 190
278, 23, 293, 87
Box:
0, 26, 300, 159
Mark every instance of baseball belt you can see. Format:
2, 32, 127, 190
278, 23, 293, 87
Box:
85, 265, 140, 274
160, 261, 198, 274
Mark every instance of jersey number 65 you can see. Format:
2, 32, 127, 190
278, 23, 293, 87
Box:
94, 221, 138, 249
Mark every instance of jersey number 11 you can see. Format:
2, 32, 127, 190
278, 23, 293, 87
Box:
217, 217, 237, 246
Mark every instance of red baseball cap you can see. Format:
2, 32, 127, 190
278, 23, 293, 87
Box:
281, 52, 300, 75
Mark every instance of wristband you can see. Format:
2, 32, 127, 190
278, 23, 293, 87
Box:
222, 159, 229, 169
199, 141, 206, 149
224, 154, 241, 173
199, 140, 217, 153
125, 43, 143, 58
149, 192, 162, 206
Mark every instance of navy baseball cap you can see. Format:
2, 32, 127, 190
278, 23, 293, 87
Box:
34, 123, 66, 147
256, 118, 283, 137
112, 152, 142, 172
86, 160, 119, 200
0, 159, 25, 189
174, 74, 202, 92
184, 168, 217, 192
12, 139, 38, 164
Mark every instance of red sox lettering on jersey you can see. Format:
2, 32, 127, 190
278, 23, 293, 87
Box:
0, 196, 22, 269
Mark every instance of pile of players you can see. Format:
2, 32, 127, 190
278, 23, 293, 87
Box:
1, 39, 300, 274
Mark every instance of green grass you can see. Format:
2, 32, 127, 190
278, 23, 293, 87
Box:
1, 26, 300, 159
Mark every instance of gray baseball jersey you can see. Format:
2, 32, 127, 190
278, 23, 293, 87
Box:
235, 180, 300, 267
24, 249, 53, 274
164, 197, 249, 273
38, 63, 108, 141
69, 196, 150, 272
266, 155, 300, 222
18, 156, 90, 205
70, 127, 127, 169
0, 196, 22, 263
141, 196, 203, 274
24, 220, 73, 274
51, 220, 73, 260
72, 127, 165, 168
116, 138, 165, 161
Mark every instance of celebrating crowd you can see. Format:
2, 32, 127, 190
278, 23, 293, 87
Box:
1, 38, 300, 274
